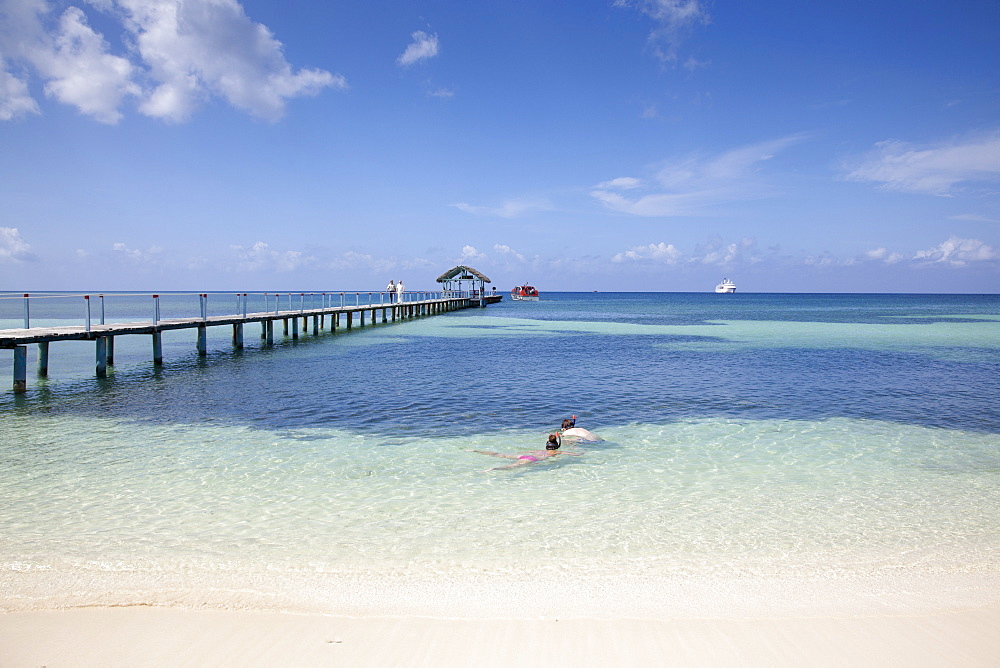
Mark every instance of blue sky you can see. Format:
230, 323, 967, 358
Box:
1, 0, 998, 293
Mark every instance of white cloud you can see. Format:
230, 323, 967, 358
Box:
229, 241, 313, 272
803, 253, 837, 267
112, 241, 140, 259
112, 241, 163, 261
697, 242, 740, 265
692, 236, 757, 266
0, 1, 142, 123
399, 257, 436, 271
949, 213, 998, 224
35, 6, 139, 124
493, 243, 526, 262
0, 227, 36, 262
460, 245, 485, 261
863, 247, 904, 264
611, 236, 1000, 272
592, 136, 803, 217
613, 237, 758, 265
859, 238, 998, 267
683, 56, 709, 71
319, 251, 433, 273
591, 188, 708, 217
0, 59, 40, 120
612, 241, 683, 264
614, 0, 710, 63
452, 198, 551, 218
397, 30, 439, 67
912, 236, 997, 266
595, 176, 643, 190
688, 138, 793, 180
0, 0, 345, 123
845, 131, 1000, 196
123, 0, 345, 122
325, 250, 388, 272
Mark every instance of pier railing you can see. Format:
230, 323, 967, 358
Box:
1, 290, 476, 330
1, 289, 492, 392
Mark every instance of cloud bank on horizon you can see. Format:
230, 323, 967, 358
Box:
1, 0, 998, 293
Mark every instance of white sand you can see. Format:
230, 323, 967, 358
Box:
3, 572, 999, 666
1, 606, 999, 667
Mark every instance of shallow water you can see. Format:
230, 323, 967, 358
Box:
1, 293, 999, 613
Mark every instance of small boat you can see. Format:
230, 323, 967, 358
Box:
715, 278, 736, 293
511, 284, 540, 301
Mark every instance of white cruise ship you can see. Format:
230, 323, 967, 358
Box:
715, 278, 736, 293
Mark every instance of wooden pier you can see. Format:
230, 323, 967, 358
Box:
1, 293, 484, 392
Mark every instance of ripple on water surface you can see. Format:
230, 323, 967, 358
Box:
2, 293, 998, 612
2, 414, 998, 581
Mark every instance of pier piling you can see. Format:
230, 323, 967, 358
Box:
3, 292, 484, 391
37, 342, 49, 377
13, 346, 27, 392
96, 337, 108, 377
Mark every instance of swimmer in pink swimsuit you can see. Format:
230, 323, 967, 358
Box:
469, 434, 579, 470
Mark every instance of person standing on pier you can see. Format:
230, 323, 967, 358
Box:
386, 279, 396, 303
396, 280, 405, 303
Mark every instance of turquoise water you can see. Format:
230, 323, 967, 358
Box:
1, 293, 999, 615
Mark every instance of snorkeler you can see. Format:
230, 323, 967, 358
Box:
560, 415, 603, 443
470, 434, 579, 470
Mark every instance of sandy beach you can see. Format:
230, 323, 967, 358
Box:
3, 572, 999, 666
1, 605, 999, 667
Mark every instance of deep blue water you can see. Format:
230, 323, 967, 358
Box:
3, 292, 999, 436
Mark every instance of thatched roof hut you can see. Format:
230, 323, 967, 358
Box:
436, 265, 491, 283
436, 265, 491, 296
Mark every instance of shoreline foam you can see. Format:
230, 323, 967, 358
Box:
3, 570, 998, 619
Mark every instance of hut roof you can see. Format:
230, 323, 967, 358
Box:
435, 265, 492, 283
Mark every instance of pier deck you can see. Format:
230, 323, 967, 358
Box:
2, 294, 482, 392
